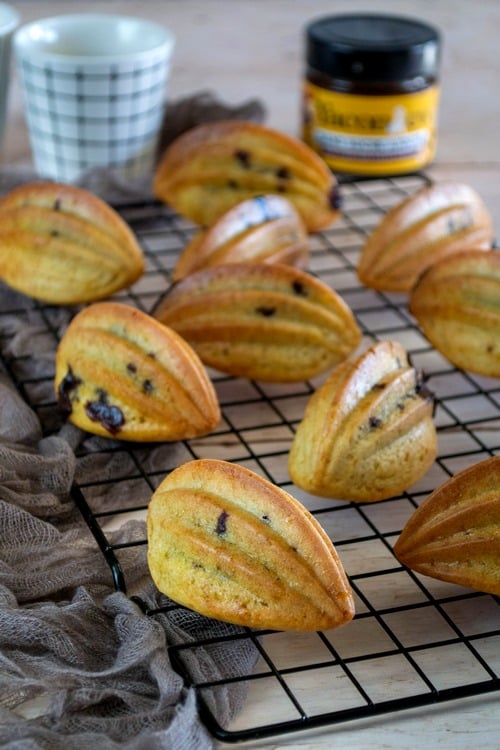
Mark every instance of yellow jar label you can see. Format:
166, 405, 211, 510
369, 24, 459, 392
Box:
303, 81, 440, 175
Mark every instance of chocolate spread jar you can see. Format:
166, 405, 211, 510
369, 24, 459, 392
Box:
303, 13, 442, 176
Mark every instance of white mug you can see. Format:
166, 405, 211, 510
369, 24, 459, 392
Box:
14, 13, 175, 182
0, 2, 20, 151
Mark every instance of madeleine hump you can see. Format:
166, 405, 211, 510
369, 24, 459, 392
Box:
394, 455, 500, 596
409, 249, 500, 378
172, 194, 309, 281
357, 181, 493, 292
153, 120, 342, 232
289, 340, 437, 501
146, 458, 355, 631
0, 182, 144, 304
55, 302, 220, 442
154, 262, 361, 382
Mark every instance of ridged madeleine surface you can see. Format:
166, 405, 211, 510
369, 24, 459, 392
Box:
147, 458, 355, 631
173, 194, 309, 281
153, 120, 341, 232
289, 341, 437, 501
409, 250, 500, 378
357, 181, 493, 292
0, 182, 144, 304
394, 456, 500, 596
55, 302, 220, 441
154, 262, 361, 382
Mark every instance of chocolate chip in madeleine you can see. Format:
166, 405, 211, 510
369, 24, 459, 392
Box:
85, 390, 125, 436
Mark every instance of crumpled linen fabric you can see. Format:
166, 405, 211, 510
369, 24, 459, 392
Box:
0, 91, 268, 746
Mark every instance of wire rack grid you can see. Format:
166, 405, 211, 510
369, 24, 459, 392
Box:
0, 173, 499, 744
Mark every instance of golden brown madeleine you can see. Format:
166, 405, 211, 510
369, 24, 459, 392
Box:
154, 262, 361, 382
153, 120, 341, 232
357, 181, 493, 292
55, 302, 220, 441
147, 458, 355, 631
172, 194, 309, 281
289, 341, 437, 501
0, 182, 144, 304
394, 456, 500, 596
409, 250, 500, 378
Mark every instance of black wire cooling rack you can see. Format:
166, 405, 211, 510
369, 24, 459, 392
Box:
0, 173, 499, 744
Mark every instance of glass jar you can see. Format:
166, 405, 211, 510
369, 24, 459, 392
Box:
303, 13, 442, 176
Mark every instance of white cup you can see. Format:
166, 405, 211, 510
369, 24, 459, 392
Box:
14, 13, 174, 182
0, 2, 20, 151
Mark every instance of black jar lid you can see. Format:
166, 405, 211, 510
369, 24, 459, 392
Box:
306, 13, 441, 82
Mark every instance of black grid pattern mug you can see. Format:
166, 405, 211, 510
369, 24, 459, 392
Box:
14, 14, 174, 182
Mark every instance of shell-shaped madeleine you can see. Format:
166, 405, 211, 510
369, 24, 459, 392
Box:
154, 262, 361, 382
147, 458, 355, 631
394, 456, 500, 596
153, 120, 341, 232
172, 194, 309, 281
409, 250, 500, 378
55, 302, 220, 442
289, 341, 437, 501
357, 181, 493, 292
0, 182, 144, 304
